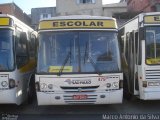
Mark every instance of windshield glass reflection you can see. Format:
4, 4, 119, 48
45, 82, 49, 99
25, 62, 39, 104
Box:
37, 31, 121, 74
0, 29, 14, 71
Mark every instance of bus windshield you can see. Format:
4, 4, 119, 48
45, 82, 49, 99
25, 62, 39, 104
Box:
37, 31, 121, 74
0, 29, 14, 71
146, 27, 160, 65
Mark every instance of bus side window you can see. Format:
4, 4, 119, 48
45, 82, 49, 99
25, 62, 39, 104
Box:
119, 28, 125, 53
29, 34, 36, 58
16, 31, 29, 69
125, 33, 130, 64
134, 32, 138, 64
130, 32, 134, 55
138, 27, 144, 65
120, 36, 124, 52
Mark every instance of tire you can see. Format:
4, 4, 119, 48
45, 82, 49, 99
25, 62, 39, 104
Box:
124, 91, 133, 100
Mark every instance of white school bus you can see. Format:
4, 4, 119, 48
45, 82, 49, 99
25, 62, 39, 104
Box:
36, 16, 123, 105
0, 14, 37, 105
119, 12, 160, 100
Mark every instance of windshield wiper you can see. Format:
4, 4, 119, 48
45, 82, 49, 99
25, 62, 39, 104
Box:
77, 38, 81, 72
58, 40, 72, 76
84, 42, 101, 75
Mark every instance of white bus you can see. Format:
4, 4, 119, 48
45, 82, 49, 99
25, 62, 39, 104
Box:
0, 14, 37, 105
119, 12, 160, 100
36, 16, 123, 105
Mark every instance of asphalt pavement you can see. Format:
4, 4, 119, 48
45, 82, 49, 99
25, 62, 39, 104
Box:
0, 97, 160, 120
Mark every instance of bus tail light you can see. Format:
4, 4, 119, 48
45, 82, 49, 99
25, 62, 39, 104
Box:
119, 80, 123, 88
143, 81, 147, 88
9, 79, 15, 89
35, 82, 40, 91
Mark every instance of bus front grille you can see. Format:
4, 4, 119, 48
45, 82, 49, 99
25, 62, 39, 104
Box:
60, 86, 99, 92
145, 69, 160, 80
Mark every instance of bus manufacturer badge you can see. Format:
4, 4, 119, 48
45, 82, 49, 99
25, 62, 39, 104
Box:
78, 88, 82, 92
65, 79, 91, 85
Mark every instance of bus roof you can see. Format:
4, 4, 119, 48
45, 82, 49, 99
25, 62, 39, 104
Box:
140, 12, 160, 16
0, 14, 36, 34
40, 15, 116, 21
39, 15, 117, 31
119, 12, 160, 29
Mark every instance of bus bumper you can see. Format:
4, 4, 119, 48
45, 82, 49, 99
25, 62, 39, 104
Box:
36, 89, 123, 105
142, 88, 160, 100
0, 89, 16, 104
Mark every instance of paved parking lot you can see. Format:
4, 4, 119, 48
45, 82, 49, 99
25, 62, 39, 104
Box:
0, 97, 160, 120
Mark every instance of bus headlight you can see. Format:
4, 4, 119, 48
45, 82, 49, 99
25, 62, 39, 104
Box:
106, 83, 111, 88
40, 83, 47, 89
1, 81, 8, 87
48, 84, 53, 89
9, 79, 15, 89
113, 82, 119, 88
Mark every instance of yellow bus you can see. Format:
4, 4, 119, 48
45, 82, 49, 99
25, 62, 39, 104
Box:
36, 15, 123, 105
0, 14, 37, 105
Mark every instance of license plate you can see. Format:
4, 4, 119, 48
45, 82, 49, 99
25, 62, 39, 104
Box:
73, 95, 88, 100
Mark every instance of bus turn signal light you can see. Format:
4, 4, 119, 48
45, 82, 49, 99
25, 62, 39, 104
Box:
143, 81, 147, 88
9, 79, 15, 89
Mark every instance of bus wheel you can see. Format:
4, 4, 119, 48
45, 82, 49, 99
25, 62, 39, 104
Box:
124, 91, 133, 100
28, 76, 35, 104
